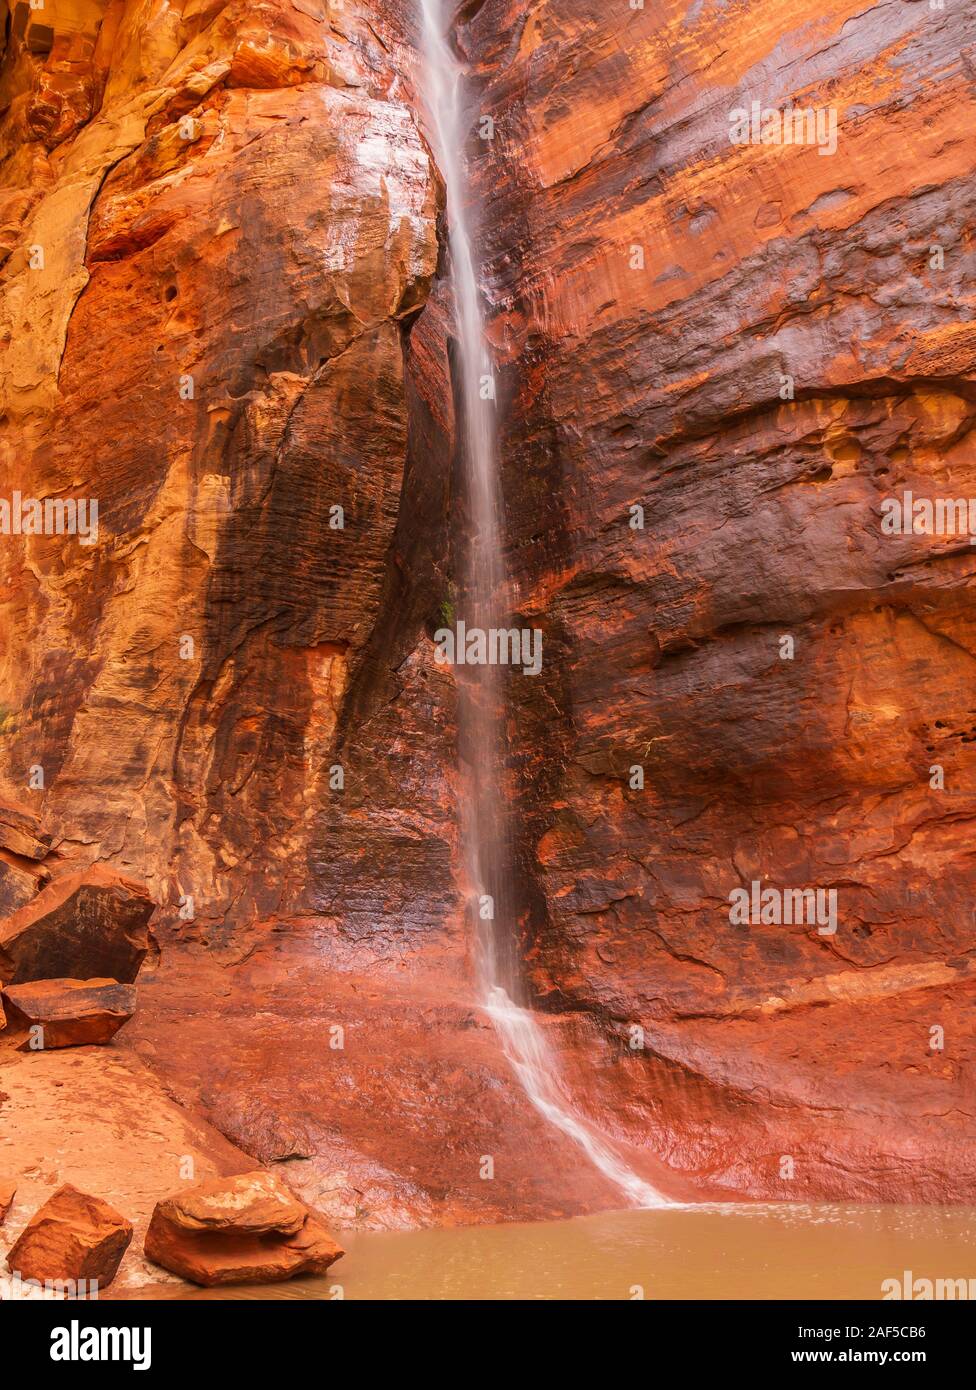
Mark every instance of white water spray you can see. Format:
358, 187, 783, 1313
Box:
419, 0, 666, 1209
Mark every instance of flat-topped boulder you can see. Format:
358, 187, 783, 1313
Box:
6, 1184, 132, 1288
0, 865, 155, 986
2, 978, 136, 1049
154, 1169, 308, 1236
0, 800, 52, 862
144, 1171, 344, 1286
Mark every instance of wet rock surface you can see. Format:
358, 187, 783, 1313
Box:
450, 0, 976, 1199
125, 925, 642, 1228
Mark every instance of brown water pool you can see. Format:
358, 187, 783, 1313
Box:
120, 1203, 976, 1301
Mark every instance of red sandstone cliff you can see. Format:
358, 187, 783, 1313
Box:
0, 0, 973, 1224
458, 0, 976, 1202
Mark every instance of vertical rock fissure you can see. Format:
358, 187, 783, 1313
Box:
418, 0, 667, 1208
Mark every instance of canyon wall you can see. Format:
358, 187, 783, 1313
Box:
0, 0, 973, 1220
0, 0, 453, 944
461, 0, 976, 1200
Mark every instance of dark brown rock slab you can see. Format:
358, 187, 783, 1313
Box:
0, 865, 155, 986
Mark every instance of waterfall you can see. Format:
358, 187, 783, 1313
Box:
419, 0, 667, 1209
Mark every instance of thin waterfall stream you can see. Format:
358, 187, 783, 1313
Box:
418, 0, 667, 1209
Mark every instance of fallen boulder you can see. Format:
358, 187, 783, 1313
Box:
0, 864, 155, 986
0, 1179, 15, 1224
6, 1184, 132, 1288
2, 978, 136, 1049
144, 1171, 344, 1286
154, 1169, 308, 1235
0, 799, 52, 862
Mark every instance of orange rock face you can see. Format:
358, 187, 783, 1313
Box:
2, 977, 136, 1048
0, 0, 541, 1229
452, 0, 976, 1200
6, 1183, 133, 1287
0, 0, 442, 939
0, 1179, 15, 1225
0, 847, 50, 918
0, 0, 973, 1222
144, 1171, 343, 1286
0, 800, 51, 860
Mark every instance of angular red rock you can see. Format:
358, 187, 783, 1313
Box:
2, 978, 136, 1049
144, 1171, 343, 1286
6, 1184, 133, 1288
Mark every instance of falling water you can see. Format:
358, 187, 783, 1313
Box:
419, 0, 666, 1208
